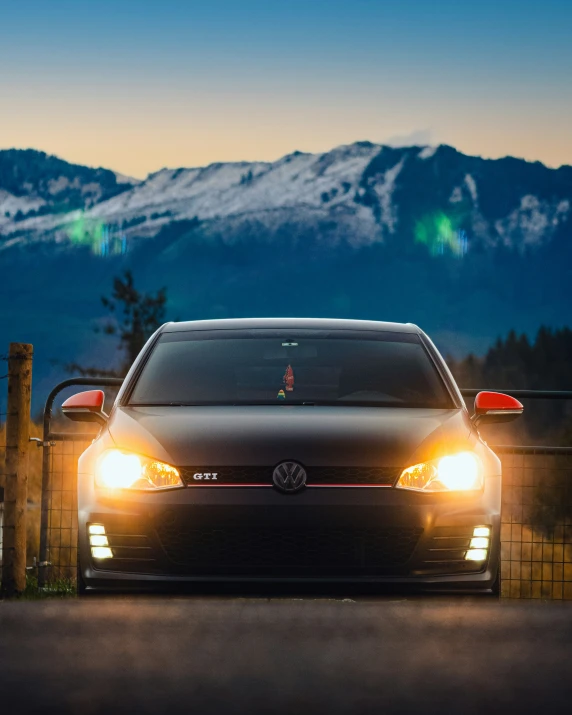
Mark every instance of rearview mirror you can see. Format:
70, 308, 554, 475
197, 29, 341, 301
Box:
62, 390, 108, 425
472, 391, 523, 426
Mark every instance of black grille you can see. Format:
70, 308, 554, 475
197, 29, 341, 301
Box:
424, 526, 473, 562
93, 531, 158, 573
179, 466, 399, 486
155, 515, 423, 571
107, 533, 155, 561
415, 526, 483, 575
308, 467, 398, 485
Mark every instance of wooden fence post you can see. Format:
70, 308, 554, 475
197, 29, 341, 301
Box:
0, 343, 33, 597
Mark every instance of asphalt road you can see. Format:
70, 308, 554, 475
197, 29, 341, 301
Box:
1, 594, 572, 715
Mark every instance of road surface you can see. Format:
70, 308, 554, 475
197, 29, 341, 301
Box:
1, 594, 571, 714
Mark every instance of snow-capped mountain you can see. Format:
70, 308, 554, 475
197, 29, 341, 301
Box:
2, 141, 572, 410
2, 143, 571, 253
0, 148, 138, 234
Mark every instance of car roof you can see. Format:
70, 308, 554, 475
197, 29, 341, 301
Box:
162, 318, 421, 334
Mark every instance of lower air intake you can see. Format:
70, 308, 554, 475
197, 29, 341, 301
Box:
155, 517, 423, 572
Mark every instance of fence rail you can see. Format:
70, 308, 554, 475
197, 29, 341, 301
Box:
459, 388, 572, 456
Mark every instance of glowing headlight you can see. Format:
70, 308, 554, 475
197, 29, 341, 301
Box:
95, 450, 183, 490
396, 452, 483, 493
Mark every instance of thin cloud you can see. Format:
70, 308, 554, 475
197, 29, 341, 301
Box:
384, 130, 435, 148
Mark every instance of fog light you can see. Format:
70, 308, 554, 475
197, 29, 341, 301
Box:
465, 548, 487, 561
470, 537, 489, 549
473, 526, 491, 537
90, 535, 109, 547
89, 524, 106, 535
91, 546, 113, 559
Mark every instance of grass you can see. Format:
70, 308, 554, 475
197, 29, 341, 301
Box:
0, 574, 77, 600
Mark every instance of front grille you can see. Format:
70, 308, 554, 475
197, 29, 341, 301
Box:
179, 466, 399, 487
155, 514, 423, 572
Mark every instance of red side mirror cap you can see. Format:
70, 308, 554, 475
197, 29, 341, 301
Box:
62, 390, 108, 425
473, 391, 523, 425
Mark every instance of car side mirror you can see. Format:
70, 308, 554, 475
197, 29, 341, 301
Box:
472, 391, 523, 426
62, 390, 108, 425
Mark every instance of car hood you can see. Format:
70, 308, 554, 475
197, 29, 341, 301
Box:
107, 405, 473, 468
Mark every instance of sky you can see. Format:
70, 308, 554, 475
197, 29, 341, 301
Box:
1, 0, 571, 178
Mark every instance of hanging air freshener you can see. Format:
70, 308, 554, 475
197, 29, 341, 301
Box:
283, 364, 294, 392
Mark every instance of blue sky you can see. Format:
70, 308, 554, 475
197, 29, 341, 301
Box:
1, 0, 571, 176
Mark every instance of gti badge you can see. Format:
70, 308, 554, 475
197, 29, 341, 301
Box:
272, 461, 307, 494
193, 473, 218, 480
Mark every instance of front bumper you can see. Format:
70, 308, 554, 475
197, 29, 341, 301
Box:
78, 474, 501, 591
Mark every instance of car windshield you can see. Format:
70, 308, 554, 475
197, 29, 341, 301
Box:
128, 329, 454, 408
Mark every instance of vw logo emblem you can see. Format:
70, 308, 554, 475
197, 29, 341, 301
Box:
272, 461, 307, 494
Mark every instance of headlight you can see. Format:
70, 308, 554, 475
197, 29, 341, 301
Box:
95, 450, 183, 490
396, 451, 483, 493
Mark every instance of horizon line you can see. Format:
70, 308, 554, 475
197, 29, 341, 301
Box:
0, 140, 570, 182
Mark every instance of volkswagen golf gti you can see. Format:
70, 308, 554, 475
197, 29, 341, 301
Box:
63, 318, 523, 593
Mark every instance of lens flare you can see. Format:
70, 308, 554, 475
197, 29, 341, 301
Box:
67, 213, 128, 256
414, 211, 468, 257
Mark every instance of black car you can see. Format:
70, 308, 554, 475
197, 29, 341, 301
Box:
63, 318, 523, 593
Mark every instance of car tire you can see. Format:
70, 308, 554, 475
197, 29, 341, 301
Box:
77, 541, 88, 596
490, 561, 501, 597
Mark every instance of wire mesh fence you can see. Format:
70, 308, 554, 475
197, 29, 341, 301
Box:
41, 437, 92, 586
497, 447, 572, 599
37, 377, 122, 590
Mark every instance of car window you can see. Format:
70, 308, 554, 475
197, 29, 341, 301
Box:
128, 330, 454, 408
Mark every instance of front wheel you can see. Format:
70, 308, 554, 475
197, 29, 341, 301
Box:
490, 561, 500, 597
77, 540, 88, 596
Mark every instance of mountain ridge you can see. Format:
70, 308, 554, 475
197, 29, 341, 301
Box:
2, 142, 571, 256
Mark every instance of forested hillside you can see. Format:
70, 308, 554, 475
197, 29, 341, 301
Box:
449, 327, 572, 444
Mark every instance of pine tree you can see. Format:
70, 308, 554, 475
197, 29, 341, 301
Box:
448, 325, 572, 444
66, 271, 167, 377
101, 271, 167, 374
